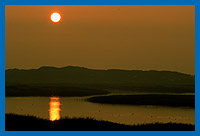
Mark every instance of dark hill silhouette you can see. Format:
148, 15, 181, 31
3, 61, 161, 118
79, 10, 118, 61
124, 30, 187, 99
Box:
6, 114, 194, 131
6, 66, 194, 85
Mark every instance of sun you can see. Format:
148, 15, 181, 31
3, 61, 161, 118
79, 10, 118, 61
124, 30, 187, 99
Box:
50, 12, 61, 23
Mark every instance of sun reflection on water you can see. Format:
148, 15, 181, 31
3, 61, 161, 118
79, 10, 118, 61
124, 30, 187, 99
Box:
49, 97, 61, 121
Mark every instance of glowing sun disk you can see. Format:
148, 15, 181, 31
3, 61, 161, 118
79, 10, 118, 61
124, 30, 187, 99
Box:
50, 12, 61, 23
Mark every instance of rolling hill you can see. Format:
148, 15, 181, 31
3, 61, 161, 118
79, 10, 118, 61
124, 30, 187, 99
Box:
5, 66, 195, 85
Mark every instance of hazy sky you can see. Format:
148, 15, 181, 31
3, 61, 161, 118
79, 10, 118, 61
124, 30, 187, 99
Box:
5, 5, 195, 74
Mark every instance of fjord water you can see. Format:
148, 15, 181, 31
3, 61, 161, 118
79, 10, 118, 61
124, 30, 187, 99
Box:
5, 96, 194, 125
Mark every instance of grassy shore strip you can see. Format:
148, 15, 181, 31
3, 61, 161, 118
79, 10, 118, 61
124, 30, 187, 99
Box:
5, 85, 109, 97
87, 94, 195, 108
5, 114, 194, 131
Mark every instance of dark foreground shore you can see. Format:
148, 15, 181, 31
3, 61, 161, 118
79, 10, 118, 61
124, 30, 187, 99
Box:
6, 114, 194, 131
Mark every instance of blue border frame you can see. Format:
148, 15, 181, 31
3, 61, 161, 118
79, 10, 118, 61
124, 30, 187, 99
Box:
0, 0, 199, 136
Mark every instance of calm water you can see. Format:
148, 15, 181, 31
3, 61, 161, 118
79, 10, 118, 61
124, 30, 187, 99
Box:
5, 96, 195, 125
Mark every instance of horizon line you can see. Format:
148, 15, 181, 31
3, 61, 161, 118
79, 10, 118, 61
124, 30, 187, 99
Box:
5, 65, 195, 76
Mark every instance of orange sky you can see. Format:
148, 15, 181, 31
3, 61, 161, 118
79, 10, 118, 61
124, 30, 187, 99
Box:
5, 5, 195, 74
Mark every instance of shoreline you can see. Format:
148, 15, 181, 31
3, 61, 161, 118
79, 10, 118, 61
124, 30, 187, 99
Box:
5, 114, 195, 131
87, 94, 195, 108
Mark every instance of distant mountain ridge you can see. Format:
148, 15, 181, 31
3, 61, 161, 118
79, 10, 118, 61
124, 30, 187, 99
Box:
5, 66, 195, 84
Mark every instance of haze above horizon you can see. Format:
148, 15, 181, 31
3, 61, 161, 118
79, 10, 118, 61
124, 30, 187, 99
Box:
5, 5, 195, 74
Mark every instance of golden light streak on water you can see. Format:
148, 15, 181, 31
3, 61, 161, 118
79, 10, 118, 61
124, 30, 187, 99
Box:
49, 97, 61, 121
